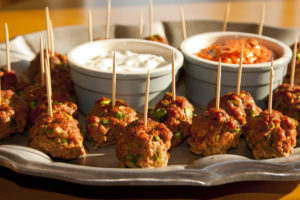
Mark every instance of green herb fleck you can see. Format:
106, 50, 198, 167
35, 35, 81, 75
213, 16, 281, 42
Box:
269, 123, 275, 129
116, 111, 125, 119
233, 127, 240, 133
98, 112, 105, 117
249, 109, 256, 118
9, 119, 16, 129
154, 135, 160, 141
61, 138, 69, 144
30, 101, 37, 110
91, 123, 98, 127
174, 132, 182, 140
9, 100, 14, 107
100, 99, 111, 106
228, 99, 239, 106
125, 154, 137, 165
53, 101, 63, 105
215, 134, 220, 142
155, 153, 162, 164
185, 107, 193, 119
101, 119, 110, 125
152, 107, 167, 121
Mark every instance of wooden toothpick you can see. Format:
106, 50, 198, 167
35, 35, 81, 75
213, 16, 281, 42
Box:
5, 23, 11, 72
50, 20, 54, 57
258, 3, 265, 35
45, 47, 53, 117
172, 50, 176, 101
149, 0, 153, 36
88, 9, 93, 42
105, 0, 111, 40
222, 2, 230, 32
112, 50, 116, 107
0, 75, 2, 104
144, 69, 150, 127
236, 45, 243, 95
268, 58, 274, 114
180, 7, 187, 40
139, 9, 143, 39
45, 7, 51, 52
40, 34, 45, 86
290, 37, 298, 87
216, 58, 222, 110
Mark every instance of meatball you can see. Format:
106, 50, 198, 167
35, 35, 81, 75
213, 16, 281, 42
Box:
144, 34, 168, 44
208, 91, 261, 125
28, 111, 85, 160
273, 83, 299, 121
0, 67, 30, 94
29, 50, 73, 93
30, 101, 78, 125
284, 42, 300, 85
116, 118, 173, 168
149, 92, 194, 147
188, 108, 241, 156
243, 110, 297, 159
86, 97, 138, 147
0, 90, 28, 140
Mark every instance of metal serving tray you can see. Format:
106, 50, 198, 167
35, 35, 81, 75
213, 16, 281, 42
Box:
0, 20, 299, 186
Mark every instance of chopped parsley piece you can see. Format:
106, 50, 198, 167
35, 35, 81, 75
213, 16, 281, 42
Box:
30, 101, 37, 110
154, 135, 160, 141
152, 107, 167, 121
100, 99, 111, 106
228, 99, 239, 106
125, 154, 137, 165
91, 123, 98, 127
9, 100, 14, 107
98, 112, 105, 117
249, 109, 256, 118
155, 153, 162, 164
233, 127, 240, 133
101, 119, 110, 125
174, 132, 182, 139
185, 107, 193, 119
215, 134, 220, 142
61, 138, 69, 144
269, 123, 275, 129
116, 111, 125, 119
53, 101, 63, 105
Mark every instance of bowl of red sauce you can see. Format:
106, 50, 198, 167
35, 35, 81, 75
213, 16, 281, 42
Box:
180, 32, 292, 107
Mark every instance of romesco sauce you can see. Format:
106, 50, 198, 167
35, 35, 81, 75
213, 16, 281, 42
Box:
195, 38, 273, 64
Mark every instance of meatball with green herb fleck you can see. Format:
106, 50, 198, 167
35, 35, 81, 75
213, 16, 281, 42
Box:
149, 92, 194, 147
208, 91, 261, 125
188, 108, 241, 156
28, 110, 85, 160
0, 90, 28, 140
116, 118, 172, 168
86, 97, 138, 147
243, 110, 297, 159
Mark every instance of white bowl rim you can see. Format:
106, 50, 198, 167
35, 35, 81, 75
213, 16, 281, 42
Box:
180, 31, 292, 70
67, 38, 184, 78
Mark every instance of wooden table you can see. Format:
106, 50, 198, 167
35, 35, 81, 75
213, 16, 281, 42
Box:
0, 0, 300, 199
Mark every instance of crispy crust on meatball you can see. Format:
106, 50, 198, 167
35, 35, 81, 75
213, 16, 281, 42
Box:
243, 110, 297, 159
28, 111, 85, 160
116, 118, 173, 168
208, 91, 261, 125
86, 97, 138, 147
149, 93, 194, 147
188, 108, 241, 156
0, 67, 30, 93
0, 90, 28, 140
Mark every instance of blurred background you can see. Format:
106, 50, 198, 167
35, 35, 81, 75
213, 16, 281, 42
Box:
0, 0, 299, 40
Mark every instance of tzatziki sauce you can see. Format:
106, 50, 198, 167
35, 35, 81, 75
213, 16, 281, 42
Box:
85, 50, 167, 72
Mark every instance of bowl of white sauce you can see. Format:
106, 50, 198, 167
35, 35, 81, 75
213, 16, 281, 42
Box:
67, 39, 184, 114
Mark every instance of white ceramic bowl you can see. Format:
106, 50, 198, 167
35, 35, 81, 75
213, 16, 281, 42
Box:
180, 32, 292, 107
67, 39, 184, 114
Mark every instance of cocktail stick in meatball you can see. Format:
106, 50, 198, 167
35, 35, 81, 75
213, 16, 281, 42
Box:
243, 110, 297, 159
0, 67, 30, 94
29, 50, 73, 93
0, 90, 28, 140
28, 111, 85, 160
208, 91, 261, 125
188, 108, 241, 156
116, 118, 172, 168
149, 92, 194, 147
86, 97, 138, 147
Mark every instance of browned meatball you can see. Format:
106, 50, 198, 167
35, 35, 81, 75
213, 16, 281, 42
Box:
28, 111, 85, 160
284, 42, 300, 85
0, 90, 28, 140
243, 110, 297, 159
86, 97, 138, 147
208, 91, 261, 125
0, 67, 30, 94
144, 34, 168, 44
149, 92, 194, 147
29, 50, 73, 93
30, 101, 78, 125
188, 108, 241, 156
116, 118, 173, 168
